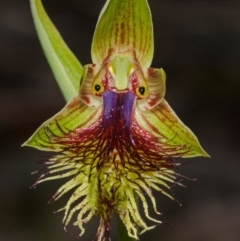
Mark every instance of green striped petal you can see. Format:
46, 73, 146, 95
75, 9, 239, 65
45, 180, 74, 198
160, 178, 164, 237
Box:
22, 97, 101, 151
135, 99, 209, 158
30, 0, 83, 101
137, 68, 166, 110
91, 0, 153, 69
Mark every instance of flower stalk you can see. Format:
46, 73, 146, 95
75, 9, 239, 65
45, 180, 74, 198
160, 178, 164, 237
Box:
24, 0, 209, 240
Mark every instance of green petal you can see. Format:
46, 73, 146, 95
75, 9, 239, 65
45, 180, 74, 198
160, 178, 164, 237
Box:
137, 68, 166, 110
79, 64, 102, 107
22, 96, 101, 151
91, 0, 153, 68
30, 0, 83, 102
135, 99, 209, 158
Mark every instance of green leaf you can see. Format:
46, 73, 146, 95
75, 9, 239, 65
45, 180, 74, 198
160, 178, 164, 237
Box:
30, 0, 83, 102
91, 0, 153, 69
136, 99, 209, 158
22, 96, 101, 151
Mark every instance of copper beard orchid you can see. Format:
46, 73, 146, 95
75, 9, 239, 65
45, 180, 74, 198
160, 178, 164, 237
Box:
24, 0, 209, 240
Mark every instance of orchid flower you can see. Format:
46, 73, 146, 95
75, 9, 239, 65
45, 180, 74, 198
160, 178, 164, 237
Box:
24, 0, 209, 240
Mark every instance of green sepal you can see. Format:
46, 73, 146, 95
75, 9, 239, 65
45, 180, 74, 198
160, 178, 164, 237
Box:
22, 96, 102, 151
135, 99, 209, 158
91, 0, 153, 68
30, 0, 83, 102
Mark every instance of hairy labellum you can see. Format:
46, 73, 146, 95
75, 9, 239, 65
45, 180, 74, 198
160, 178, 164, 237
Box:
33, 90, 184, 239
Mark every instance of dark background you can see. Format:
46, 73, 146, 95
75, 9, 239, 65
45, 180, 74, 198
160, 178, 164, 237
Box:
1, 0, 240, 240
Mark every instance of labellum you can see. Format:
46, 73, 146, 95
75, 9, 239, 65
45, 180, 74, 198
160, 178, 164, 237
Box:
24, 0, 209, 240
